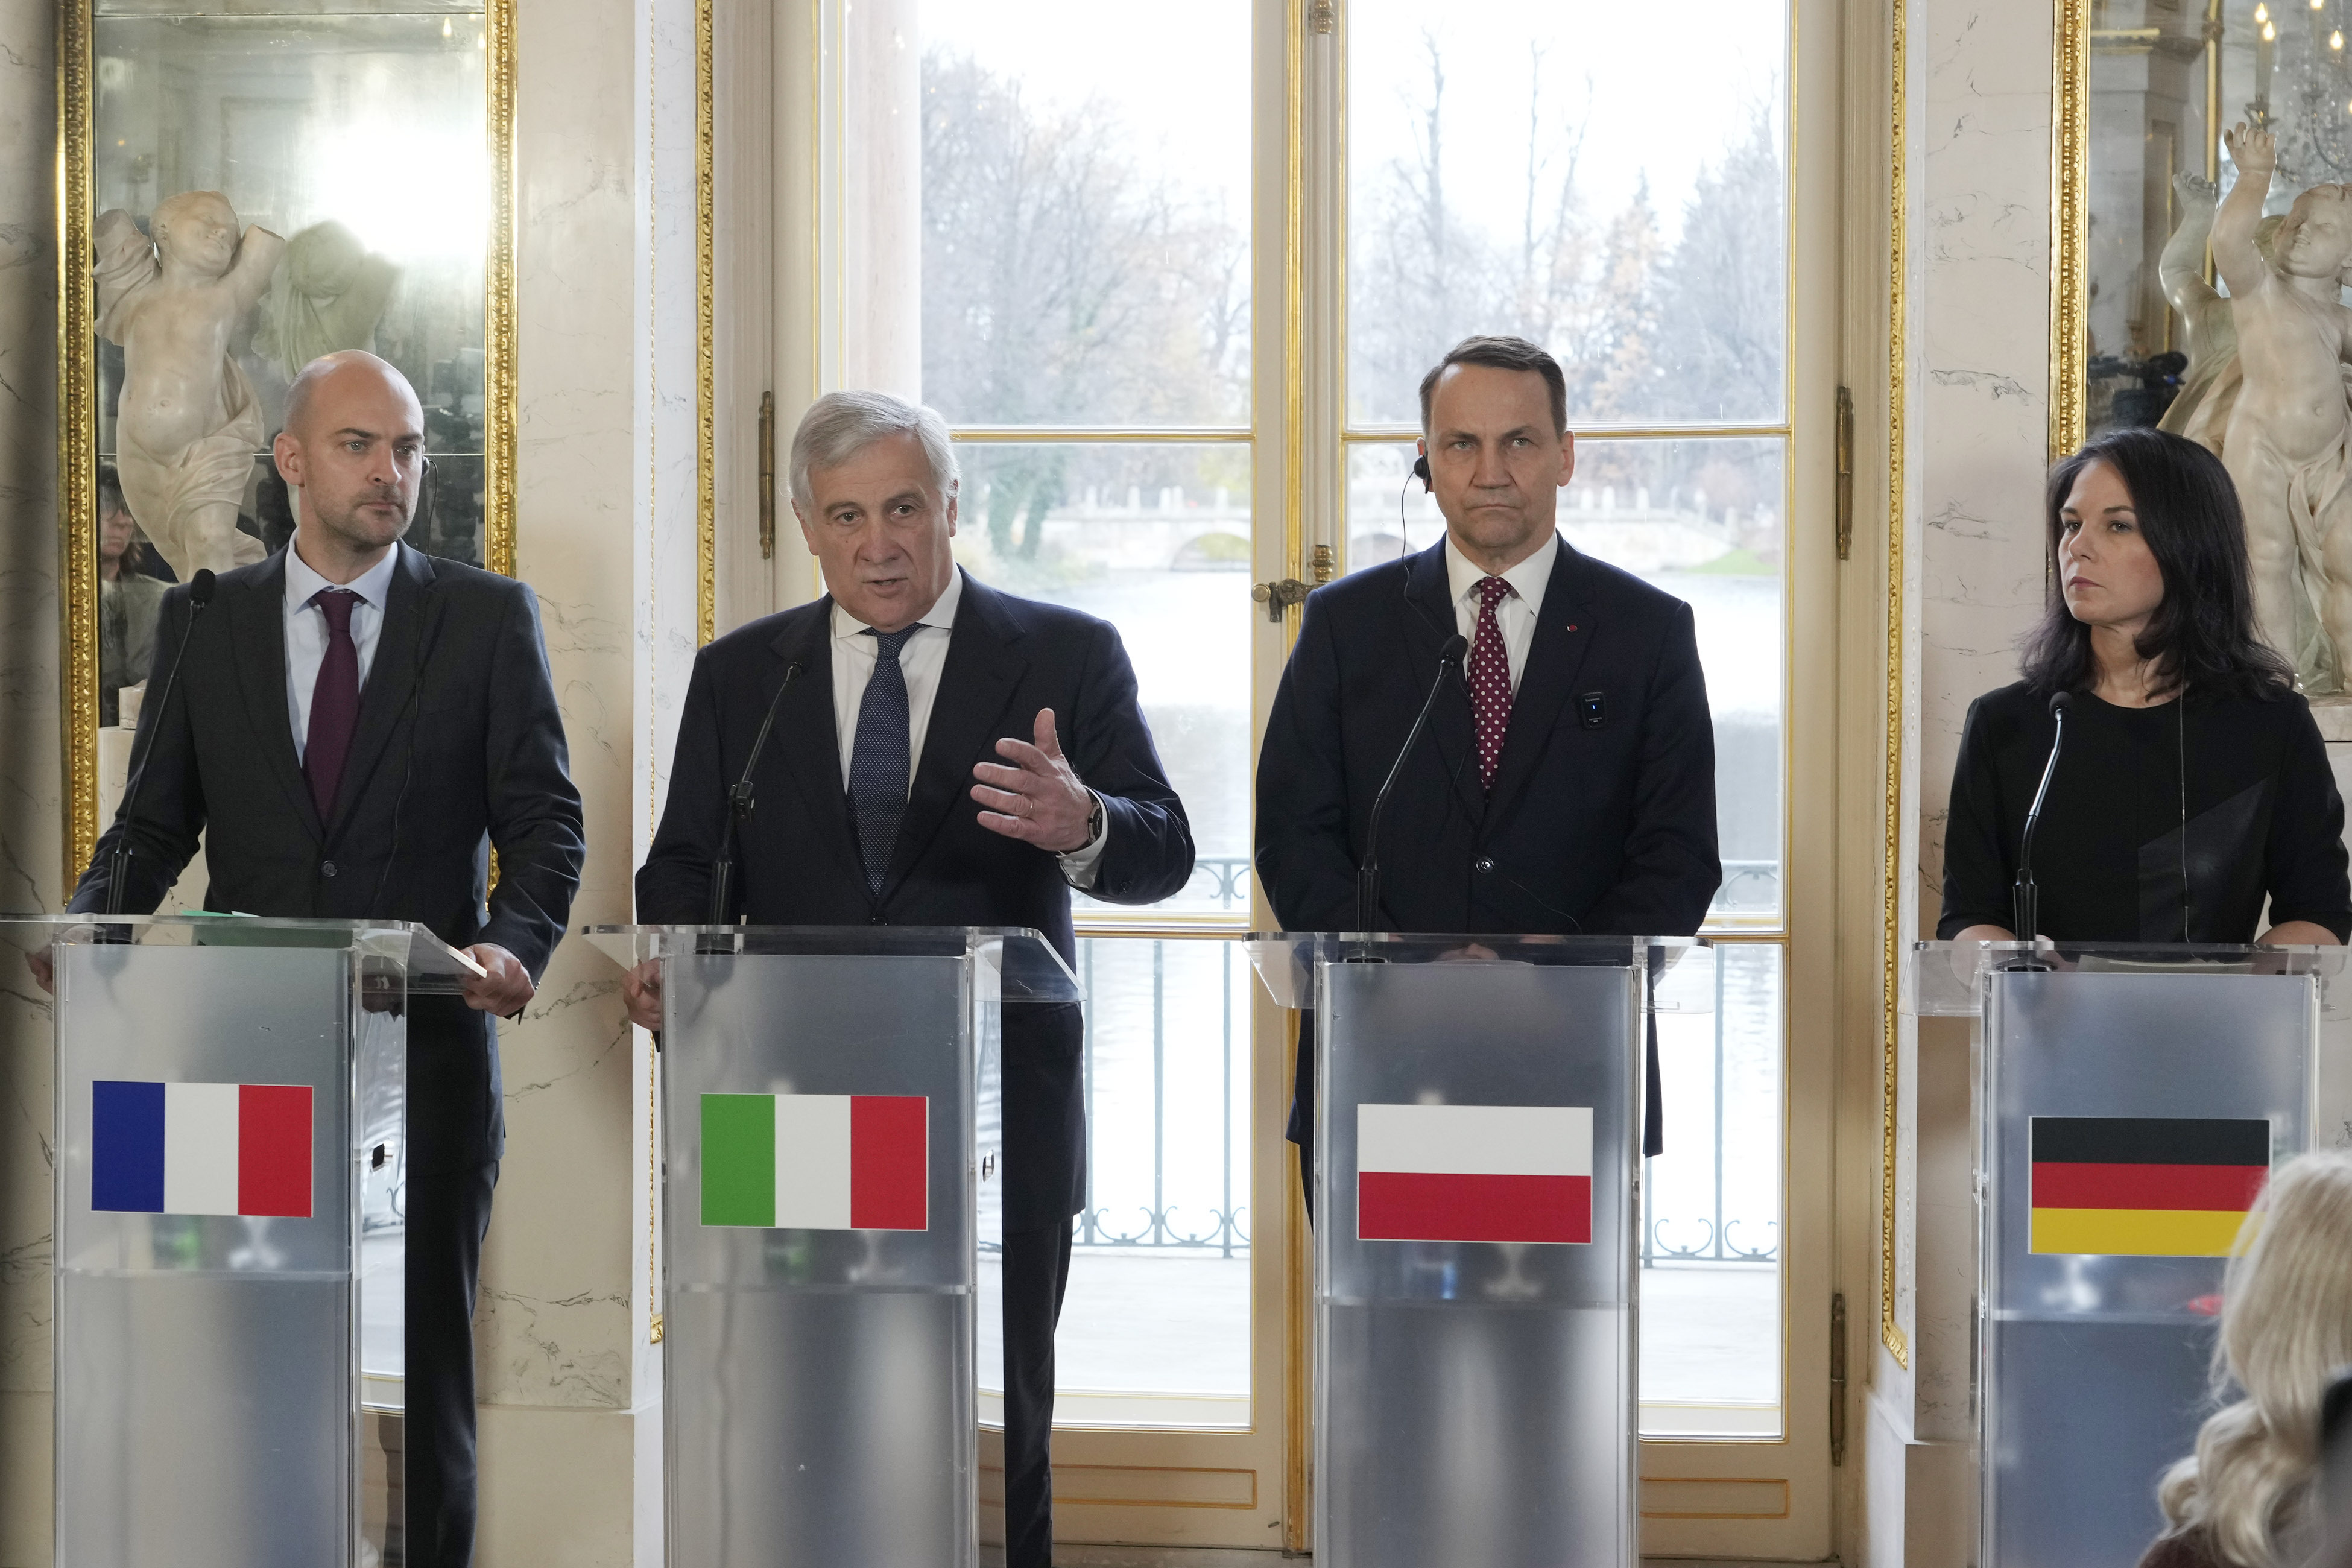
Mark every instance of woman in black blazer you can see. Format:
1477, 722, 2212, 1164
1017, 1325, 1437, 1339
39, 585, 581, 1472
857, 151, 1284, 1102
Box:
1939, 427, 2351, 947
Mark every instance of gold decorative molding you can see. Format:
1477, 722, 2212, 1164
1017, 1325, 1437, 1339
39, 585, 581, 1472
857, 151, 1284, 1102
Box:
2050, 0, 2090, 461
58, 0, 96, 888
1880, 0, 1911, 1372
487, 0, 519, 580
695, 0, 715, 646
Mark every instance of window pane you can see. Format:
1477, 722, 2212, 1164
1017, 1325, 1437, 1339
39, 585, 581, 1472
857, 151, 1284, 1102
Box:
892, 0, 1252, 426
1345, 0, 1789, 428
1344, 438, 1785, 922
950, 443, 1253, 917
1642, 940, 1785, 1437
981, 936, 1253, 1429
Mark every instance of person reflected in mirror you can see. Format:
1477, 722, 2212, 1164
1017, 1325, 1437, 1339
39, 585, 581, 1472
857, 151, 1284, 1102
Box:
1254, 335, 1722, 1209
628, 391, 1193, 1568
1940, 428, 2349, 959
2139, 1150, 2352, 1568
95, 191, 282, 580
96, 465, 168, 728
36, 349, 584, 1568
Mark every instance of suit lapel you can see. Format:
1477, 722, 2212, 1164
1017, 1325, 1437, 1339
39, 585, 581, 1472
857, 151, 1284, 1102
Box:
1484, 539, 1598, 827
325, 546, 435, 839
1400, 540, 1487, 825
885, 574, 1026, 896
767, 606, 855, 854
229, 551, 323, 843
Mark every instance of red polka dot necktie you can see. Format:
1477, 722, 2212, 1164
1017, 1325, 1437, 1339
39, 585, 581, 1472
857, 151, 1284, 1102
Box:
1468, 575, 1514, 791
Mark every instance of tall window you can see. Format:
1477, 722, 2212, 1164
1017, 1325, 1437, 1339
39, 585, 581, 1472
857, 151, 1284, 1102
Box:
1340, 0, 1794, 1438
847, 0, 1261, 1430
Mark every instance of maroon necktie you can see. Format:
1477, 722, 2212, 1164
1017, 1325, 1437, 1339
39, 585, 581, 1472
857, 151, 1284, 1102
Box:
305, 589, 361, 818
1468, 575, 1514, 790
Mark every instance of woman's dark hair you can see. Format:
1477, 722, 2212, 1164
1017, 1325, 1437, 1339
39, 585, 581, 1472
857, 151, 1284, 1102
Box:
2020, 426, 2296, 702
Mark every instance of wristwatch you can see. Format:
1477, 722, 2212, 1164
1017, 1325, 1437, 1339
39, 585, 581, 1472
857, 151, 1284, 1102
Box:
1086, 792, 1106, 847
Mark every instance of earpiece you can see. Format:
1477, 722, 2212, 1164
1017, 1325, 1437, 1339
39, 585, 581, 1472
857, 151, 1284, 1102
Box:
1411, 454, 1431, 490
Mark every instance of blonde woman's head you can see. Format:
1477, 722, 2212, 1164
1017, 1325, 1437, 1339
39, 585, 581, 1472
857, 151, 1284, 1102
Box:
2158, 1149, 2352, 1566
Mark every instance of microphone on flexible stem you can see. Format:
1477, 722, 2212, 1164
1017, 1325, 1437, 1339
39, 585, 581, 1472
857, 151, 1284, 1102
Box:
1357, 633, 1470, 936
105, 569, 217, 918
706, 660, 805, 926
2010, 689, 2072, 967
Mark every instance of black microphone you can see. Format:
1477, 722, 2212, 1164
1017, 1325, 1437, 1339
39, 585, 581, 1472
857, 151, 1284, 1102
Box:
707, 660, 805, 924
2011, 689, 2072, 946
106, 569, 217, 917
1357, 633, 1470, 932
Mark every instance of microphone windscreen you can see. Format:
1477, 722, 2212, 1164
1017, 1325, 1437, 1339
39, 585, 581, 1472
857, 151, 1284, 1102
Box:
188, 569, 218, 606
1440, 633, 1470, 663
2048, 689, 2072, 718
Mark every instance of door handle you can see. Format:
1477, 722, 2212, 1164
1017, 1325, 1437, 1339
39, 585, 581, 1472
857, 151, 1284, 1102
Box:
1253, 577, 1310, 623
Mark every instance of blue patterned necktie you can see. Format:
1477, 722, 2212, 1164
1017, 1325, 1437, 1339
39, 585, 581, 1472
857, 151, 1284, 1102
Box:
849, 625, 921, 893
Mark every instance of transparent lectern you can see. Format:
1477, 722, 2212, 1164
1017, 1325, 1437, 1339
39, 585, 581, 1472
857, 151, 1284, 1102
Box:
1914, 941, 2350, 1568
0, 913, 480, 1568
1248, 932, 1713, 1568
581, 924, 1080, 1568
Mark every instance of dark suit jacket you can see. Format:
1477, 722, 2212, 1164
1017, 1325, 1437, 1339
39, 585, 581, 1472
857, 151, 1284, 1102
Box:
1256, 537, 1722, 1151
636, 571, 1195, 1228
70, 544, 586, 1171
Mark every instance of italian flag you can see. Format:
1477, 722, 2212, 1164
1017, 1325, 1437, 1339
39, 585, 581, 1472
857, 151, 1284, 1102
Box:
1356, 1102, 1593, 1245
700, 1093, 928, 1231
90, 1080, 313, 1218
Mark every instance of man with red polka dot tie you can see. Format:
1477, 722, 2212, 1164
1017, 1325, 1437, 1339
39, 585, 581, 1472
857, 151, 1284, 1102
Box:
1257, 334, 1722, 1207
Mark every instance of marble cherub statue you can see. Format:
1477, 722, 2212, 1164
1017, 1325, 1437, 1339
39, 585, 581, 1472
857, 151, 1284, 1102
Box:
2157, 171, 2286, 452
95, 190, 284, 580
2213, 124, 2352, 693
252, 220, 399, 382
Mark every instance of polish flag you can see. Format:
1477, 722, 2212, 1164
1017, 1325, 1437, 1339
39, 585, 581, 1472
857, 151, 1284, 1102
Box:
700, 1093, 929, 1231
90, 1080, 313, 1218
1356, 1103, 1593, 1245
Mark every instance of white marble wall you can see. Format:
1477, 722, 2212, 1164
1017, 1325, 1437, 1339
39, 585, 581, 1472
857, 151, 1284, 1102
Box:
0, 0, 60, 1560
469, 0, 700, 1560
1871, 0, 2059, 1562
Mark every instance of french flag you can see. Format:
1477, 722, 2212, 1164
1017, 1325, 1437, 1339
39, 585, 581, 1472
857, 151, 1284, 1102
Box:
90, 1081, 313, 1219
1356, 1102, 1593, 1245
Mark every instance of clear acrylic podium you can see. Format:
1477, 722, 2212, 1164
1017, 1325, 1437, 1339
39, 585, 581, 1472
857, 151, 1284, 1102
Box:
0, 913, 479, 1568
583, 924, 1080, 1568
1914, 941, 2348, 1568
1248, 933, 1713, 1568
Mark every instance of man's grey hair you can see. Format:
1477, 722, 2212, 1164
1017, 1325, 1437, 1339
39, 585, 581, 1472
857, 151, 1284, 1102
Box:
789, 390, 961, 511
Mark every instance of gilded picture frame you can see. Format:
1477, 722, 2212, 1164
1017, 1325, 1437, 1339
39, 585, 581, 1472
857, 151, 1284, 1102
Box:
54, 0, 521, 885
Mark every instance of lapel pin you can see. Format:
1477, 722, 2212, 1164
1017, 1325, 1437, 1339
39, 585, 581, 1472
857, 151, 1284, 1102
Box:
1566, 624, 1579, 633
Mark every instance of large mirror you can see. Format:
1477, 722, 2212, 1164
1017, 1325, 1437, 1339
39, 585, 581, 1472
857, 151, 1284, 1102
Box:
2064, 0, 2352, 694
60, 0, 514, 874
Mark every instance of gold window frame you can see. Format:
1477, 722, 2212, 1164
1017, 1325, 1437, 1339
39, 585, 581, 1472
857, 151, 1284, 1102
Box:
52, 0, 523, 884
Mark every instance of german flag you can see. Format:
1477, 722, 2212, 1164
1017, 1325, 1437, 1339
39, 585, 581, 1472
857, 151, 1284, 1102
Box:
2029, 1117, 2270, 1257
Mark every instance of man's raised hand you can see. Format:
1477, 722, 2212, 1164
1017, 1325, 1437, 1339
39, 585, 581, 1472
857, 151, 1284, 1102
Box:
972, 709, 1095, 854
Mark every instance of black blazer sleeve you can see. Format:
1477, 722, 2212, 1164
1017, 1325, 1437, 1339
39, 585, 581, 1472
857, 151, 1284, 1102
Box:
475, 581, 586, 979
1936, 694, 2015, 940
636, 645, 731, 925
1067, 618, 1193, 905
1581, 601, 1721, 936
1253, 589, 1359, 931
2262, 697, 2352, 941
69, 587, 207, 916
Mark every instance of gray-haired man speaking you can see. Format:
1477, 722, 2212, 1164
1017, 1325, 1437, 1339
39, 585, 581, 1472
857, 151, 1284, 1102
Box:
630, 391, 1194, 1566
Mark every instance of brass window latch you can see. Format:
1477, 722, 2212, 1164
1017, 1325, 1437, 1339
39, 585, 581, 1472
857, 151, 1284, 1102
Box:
1253, 577, 1310, 623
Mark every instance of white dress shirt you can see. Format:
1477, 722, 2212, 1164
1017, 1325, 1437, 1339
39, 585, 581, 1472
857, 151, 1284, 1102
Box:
829, 566, 1108, 887
283, 540, 402, 762
1443, 530, 1560, 695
